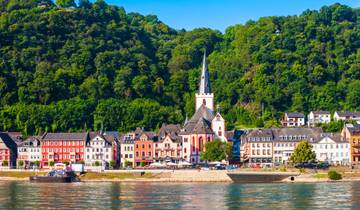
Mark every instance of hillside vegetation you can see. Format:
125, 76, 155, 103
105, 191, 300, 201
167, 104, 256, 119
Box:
0, 0, 358, 134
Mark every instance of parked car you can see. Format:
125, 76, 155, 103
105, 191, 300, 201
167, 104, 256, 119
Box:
295, 162, 317, 169
316, 162, 330, 169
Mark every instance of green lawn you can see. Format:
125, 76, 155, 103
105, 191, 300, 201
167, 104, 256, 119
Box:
0, 171, 46, 178
313, 173, 328, 179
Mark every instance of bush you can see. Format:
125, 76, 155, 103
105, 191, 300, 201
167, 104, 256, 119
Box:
125, 160, 132, 168
18, 160, 24, 168
109, 160, 116, 169
33, 161, 40, 167
328, 170, 342, 180
140, 162, 145, 167
2, 160, 8, 167
94, 161, 101, 167
49, 161, 55, 167
62, 161, 69, 166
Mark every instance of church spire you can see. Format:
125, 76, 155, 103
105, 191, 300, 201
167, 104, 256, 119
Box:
199, 50, 211, 94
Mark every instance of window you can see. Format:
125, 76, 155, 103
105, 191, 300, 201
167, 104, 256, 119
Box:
148, 152, 151, 157
184, 148, 187, 153
142, 144, 145, 149
129, 154, 133, 158
184, 138, 188, 143
136, 152, 139, 157
203, 99, 206, 105
142, 152, 145, 156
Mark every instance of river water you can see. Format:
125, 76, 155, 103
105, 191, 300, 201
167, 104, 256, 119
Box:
0, 181, 359, 209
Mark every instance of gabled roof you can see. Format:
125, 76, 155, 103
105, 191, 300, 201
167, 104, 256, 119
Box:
89, 132, 118, 144
181, 104, 215, 135
285, 112, 305, 118
315, 133, 345, 143
345, 123, 360, 135
0, 133, 18, 152
42, 132, 89, 141
17, 136, 41, 147
246, 129, 274, 140
158, 124, 181, 142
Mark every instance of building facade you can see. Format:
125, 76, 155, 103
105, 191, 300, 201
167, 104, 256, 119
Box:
244, 129, 274, 167
85, 132, 119, 169
342, 123, 360, 165
0, 132, 18, 168
134, 131, 156, 167
17, 136, 41, 168
120, 133, 135, 168
41, 132, 88, 168
154, 124, 182, 164
308, 111, 331, 127
312, 133, 350, 165
281, 112, 305, 127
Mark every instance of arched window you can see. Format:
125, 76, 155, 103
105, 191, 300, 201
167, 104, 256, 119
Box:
207, 136, 211, 142
203, 99, 206, 105
218, 126, 222, 136
199, 137, 204, 152
192, 137, 195, 152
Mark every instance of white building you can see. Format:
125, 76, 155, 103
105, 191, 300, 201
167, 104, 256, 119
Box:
312, 133, 350, 165
334, 111, 360, 123
120, 133, 135, 168
17, 136, 41, 168
85, 133, 118, 169
244, 129, 274, 167
272, 128, 322, 164
308, 111, 331, 127
281, 112, 305, 127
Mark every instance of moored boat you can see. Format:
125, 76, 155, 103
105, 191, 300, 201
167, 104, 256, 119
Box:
227, 171, 299, 183
29, 170, 76, 183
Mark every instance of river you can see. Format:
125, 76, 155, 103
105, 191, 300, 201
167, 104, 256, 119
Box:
0, 181, 359, 209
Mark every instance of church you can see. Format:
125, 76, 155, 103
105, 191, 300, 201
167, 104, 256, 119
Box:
180, 52, 227, 164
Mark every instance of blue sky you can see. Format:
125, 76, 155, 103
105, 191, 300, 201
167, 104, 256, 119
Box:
103, 0, 358, 32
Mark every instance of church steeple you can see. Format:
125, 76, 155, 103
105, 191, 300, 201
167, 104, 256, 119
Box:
195, 49, 214, 112
199, 50, 211, 94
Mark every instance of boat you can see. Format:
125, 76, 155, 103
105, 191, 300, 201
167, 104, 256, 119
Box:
29, 170, 76, 183
227, 171, 299, 183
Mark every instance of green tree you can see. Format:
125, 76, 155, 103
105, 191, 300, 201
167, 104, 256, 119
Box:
94, 161, 100, 167
140, 162, 145, 167
49, 161, 55, 167
201, 140, 233, 162
289, 141, 316, 163
33, 161, 40, 168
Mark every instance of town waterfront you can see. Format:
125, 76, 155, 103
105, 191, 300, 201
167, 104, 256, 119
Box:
0, 181, 360, 209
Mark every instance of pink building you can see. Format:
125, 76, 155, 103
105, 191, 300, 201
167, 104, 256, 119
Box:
154, 124, 182, 163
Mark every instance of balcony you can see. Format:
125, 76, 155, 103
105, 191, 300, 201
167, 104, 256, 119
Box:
352, 152, 360, 156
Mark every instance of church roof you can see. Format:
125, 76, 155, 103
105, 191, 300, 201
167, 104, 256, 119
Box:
198, 51, 211, 94
180, 104, 215, 135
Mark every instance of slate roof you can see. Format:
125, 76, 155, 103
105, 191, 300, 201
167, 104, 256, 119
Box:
336, 111, 360, 118
285, 112, 305, 118
272, 127, 322, 142
311, 111, 330, 115
316, 133, 345, 143
158, 124, 181, 142
89, 132, 118, 145
199, 51, 211, 94
180, 104, 215, 135
345, 123, 360, 135
42, 132, 89, 141
17, 136, 41, 147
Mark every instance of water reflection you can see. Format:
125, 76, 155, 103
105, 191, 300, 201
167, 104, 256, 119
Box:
0, 181, 360, 209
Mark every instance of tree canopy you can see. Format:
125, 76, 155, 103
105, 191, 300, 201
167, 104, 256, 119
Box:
201, 140, 233, 162
0, 1, 358, 135
289, 141, 316, 163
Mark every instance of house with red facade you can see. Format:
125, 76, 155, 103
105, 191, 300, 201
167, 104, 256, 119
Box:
0, 132, 19, 168
134, 129, 156, 167
41, 132, 89, 168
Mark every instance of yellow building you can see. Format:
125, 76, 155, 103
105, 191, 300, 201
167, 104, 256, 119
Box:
341, 123, 360, 164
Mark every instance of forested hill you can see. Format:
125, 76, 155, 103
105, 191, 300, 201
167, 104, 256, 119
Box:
0, 0, 358, 135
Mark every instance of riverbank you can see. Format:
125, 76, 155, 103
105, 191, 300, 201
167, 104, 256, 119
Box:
2, 169, 360, 183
